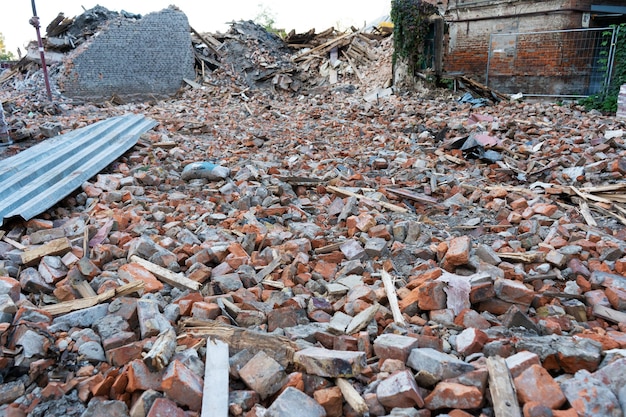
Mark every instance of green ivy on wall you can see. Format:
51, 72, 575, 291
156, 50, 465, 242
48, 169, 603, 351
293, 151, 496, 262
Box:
390, 0, 439, 74
579, 23, 626, 113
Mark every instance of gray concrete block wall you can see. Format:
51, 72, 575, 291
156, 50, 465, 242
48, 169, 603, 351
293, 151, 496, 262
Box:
59, 7, 195, 101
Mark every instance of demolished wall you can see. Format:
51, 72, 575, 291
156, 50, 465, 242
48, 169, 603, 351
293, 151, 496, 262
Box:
57, 7, 195, 101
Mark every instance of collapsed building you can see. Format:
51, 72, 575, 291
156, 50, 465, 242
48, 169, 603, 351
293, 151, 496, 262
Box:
39, 6, 195, 102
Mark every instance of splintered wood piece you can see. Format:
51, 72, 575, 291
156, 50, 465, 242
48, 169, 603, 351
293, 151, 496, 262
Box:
201, 338, 229, 417
593, 304, 626, 324
487, 356, 522, 417
335, 378, 369, 415
255, 254, 283, 281
129, 255, 201, 291
326, 185, 408, 213
181, 318, 298, 367
385, 188, 440, 205
497, 251, 545, 263
42, 280, 144, 316
144, 327, 177, 372
381, 270, 406, 326
21, 237, 72, 266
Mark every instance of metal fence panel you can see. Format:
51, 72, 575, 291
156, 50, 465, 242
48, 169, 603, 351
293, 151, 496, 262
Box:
486, 27, 616, 98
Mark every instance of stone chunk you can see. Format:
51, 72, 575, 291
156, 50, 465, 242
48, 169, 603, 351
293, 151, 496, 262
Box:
294, 346, 366, 378
137, 299, 172, 339
514, 364, 566, 409
376, 369, 424, 408
560, 370, 622, 417
239, 351, 287, 399
407, 348, 474, 383
49, 304, 109, 332
81, 399, 129, 417
340, 239, 367, 261
373, 333, 420, 362
266, 387, 326, 417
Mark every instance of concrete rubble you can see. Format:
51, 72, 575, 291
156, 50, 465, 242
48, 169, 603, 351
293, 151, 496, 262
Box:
1, 7, 626, 417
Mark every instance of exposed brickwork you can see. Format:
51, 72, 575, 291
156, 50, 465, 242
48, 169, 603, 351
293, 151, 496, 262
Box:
437, 0, 612, 95
58, 7, 195, 101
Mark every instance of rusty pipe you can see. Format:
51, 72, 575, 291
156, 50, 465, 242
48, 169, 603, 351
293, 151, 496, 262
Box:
30, 0, 53, 101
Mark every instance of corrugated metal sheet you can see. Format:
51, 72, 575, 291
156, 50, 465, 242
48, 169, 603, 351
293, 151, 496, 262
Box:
0, 114, 157, 226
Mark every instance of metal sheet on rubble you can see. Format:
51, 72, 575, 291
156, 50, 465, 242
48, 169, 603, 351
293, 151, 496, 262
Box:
0, 114, 157, 226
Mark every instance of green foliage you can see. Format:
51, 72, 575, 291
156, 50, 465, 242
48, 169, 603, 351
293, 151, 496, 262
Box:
390, 0, 438, 72
579, 24, 626, 113
0, 32, 15, 61
254, 4, 286, 38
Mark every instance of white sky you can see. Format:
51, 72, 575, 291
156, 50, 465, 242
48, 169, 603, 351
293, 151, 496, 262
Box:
0, 1, 390, 56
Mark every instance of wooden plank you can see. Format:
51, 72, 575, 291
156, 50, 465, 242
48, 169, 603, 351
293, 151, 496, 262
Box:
335, 378, 368, 415
201, 338, 229, 417
41, 280, 144, 316
327, 185, 408, 213
255, 254, 283, 281
487, 356, 522, 417
2, 236, 26, 250
385, 188, 440, 205
381, 270, 406, 326
129, 255, 201, 291
182, 318, 298, 367
21, 237, 72, 266
190, 26, 223, 56
593, 304, 626, 324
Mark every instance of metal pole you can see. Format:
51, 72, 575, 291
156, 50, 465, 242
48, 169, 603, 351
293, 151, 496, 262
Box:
29, 0, 53, 101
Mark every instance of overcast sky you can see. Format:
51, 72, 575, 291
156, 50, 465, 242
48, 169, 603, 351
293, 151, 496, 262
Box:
1, 1, 390, 55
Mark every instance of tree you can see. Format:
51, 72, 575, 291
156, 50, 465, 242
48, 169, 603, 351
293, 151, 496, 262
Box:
390, 0, 438, 91
0, 32, 16, 61
254, 4, 286, 38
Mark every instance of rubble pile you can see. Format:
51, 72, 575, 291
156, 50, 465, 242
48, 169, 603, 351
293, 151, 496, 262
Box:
2, 9, 626, 417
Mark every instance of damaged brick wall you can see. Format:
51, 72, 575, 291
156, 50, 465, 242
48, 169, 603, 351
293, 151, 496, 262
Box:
58, 7, 195, 101
442, 0, 590, 89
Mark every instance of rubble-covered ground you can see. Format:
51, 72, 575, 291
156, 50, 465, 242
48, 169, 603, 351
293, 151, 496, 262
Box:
2, 15, 626, 417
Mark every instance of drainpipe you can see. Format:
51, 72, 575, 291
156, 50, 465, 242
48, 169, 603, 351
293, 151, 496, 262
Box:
29, 0, 53, 101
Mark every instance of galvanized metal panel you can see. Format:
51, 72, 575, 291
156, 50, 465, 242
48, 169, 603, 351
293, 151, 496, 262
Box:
0, 114, 157, 226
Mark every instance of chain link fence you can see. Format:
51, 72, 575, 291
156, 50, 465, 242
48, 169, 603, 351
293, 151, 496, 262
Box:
486, 27, 618, 98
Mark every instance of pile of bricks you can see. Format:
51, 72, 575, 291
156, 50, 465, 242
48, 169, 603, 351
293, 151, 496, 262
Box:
2, 41, 626, 417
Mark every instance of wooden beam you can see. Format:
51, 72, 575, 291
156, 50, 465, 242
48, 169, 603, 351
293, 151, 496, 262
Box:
335, 378, 368, 415
181, 318, 298, 368
41, 280, 144, 316
381, 270, 406, 326
201, 338, 229, 417
129, 255, 201, 291
327, 185, 408, 213
21, 237, 72, 266
487, 356, 522, 417
592, 304, 626, 324
144, 328, 177, 372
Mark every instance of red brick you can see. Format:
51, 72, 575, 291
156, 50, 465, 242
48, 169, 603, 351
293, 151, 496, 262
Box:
424, 382, 483, 410
514, 364, 566, 409
147, 397, 186, 417
118, 263, 163, 293
161, 360, 203, 411
443, 236, 471, 268
126, 359, 163, 393
191, 301, 221, 320
313, 386, 343, 417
